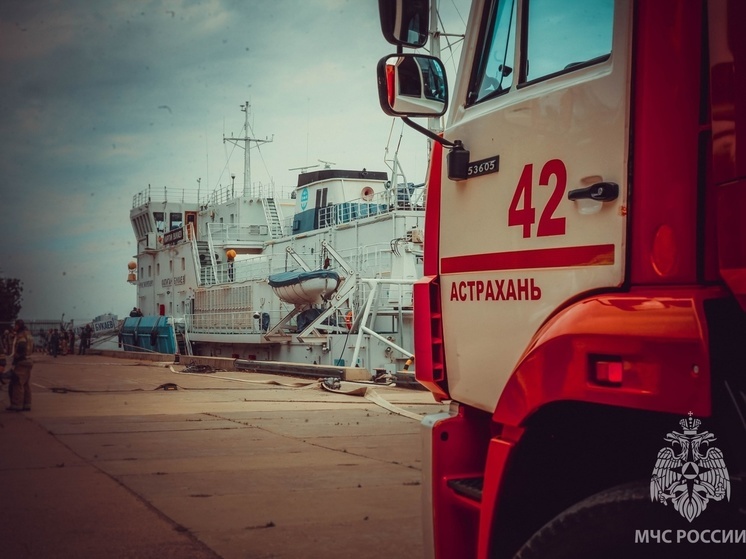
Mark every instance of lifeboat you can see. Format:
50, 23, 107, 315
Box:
268, 269, 340, 305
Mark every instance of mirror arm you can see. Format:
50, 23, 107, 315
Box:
401, 116, 456, 148
401, 117, 470, 181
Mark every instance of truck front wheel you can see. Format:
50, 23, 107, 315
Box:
512, 481, 743, 559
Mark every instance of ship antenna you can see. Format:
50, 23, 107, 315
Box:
223, 101, 273, 198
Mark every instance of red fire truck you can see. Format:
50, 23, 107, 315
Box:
377, 0, 745, 557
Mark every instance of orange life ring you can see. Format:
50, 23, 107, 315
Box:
361, 186, 374, 201
345, 311, 353, 330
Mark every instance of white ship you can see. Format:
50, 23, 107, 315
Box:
124, 103, 424, 380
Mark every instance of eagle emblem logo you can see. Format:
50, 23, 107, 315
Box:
650, 413, 730, 522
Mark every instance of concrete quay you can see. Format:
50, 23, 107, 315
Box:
0, 353, 448, 559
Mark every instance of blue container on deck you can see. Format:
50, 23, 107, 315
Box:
120, 316, 176, 354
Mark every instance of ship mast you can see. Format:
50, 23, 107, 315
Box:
223, 101, 273, 198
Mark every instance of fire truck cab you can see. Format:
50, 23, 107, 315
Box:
377, 0, 746, 557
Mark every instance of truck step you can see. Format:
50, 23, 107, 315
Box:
447, 477, 483, 502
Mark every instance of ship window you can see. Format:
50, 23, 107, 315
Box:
154, 212, 166, 233
181, 257, 185, 271
522, 0, 613, 84
139, 214, 153, 235
169, 212, 183, 230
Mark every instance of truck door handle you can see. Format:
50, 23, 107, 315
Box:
567, 182, 619, 202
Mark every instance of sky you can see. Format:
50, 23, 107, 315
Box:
0, 0, 467, 322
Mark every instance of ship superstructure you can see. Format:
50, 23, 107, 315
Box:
125, 108, 424, 377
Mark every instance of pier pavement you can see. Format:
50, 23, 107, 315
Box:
0, 353, 448, 559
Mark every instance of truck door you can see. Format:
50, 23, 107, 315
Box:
439, 0, 630, 411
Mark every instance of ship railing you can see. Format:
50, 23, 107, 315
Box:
132, 184, 248, 211
202, 255, 312, 287
205, 226, 219, 285
219, 258, 271, 283
186, 288, 415, 342
220, 244, 400, 287
185, 310, 283, 335
131, 182, 301, 211
187, 223, 202, 285
199, 242, 415, 289
350, 278, 417, 367
132, 186, 203, 209
280, 187, 424, 234
251, 181, 294, 200
207, 222, 271, 243
313, 243, 399, 282
200, 183, 296, 209
181, 317, 194, 356
347, 275, 415, 311
202, 185, 239, 207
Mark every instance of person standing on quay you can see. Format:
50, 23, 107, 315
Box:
78, 324, 92, 355
50, 328, 60, 358
6, 319, 34, 412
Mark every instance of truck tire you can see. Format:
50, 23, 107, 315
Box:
512, 481, 743, 559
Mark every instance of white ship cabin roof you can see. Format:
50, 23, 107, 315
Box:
295, 168, 389, 205
292, 168, 390, 235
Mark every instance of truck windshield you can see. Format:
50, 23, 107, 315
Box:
524, 0, 613, 83
471, 0, 516, 104
470, 0, 614, 104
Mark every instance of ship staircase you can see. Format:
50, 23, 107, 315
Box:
263, 198, 283, 239
264, 241, 356, 344
195, 240, 220, 285
195, 241, 210, 283
175, 329, 193, 357
189, 222, 220, 286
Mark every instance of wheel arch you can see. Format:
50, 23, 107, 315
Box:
487, 401, 691, 558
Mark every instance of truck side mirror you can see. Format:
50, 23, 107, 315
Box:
376, 54, 448, 118
378, 0, 429, 48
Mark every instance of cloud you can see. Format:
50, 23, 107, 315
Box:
1, 0, 467, 319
